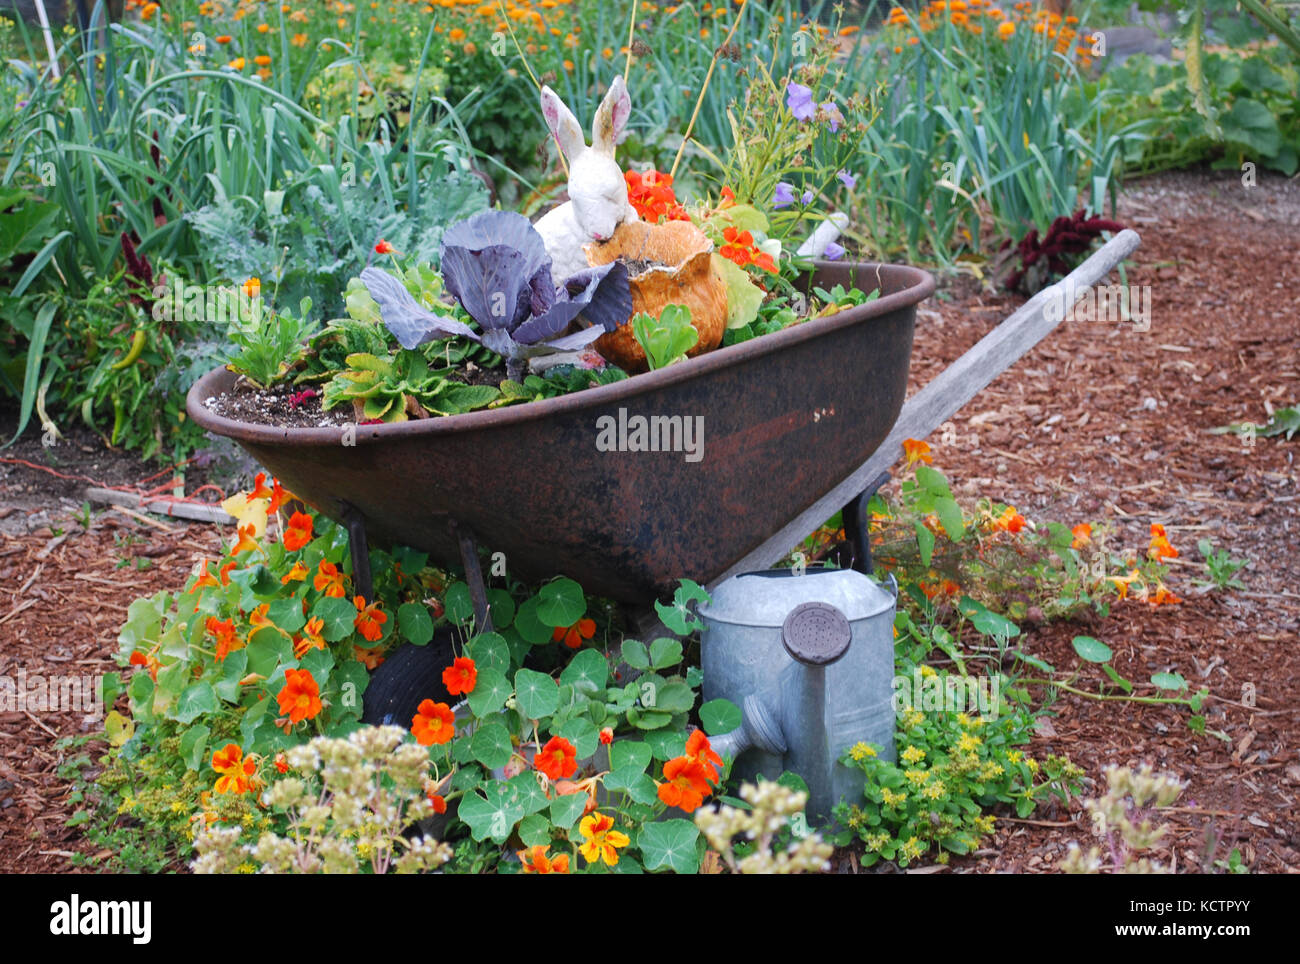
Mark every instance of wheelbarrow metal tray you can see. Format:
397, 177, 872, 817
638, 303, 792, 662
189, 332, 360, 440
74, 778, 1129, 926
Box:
188, 261, 935, 603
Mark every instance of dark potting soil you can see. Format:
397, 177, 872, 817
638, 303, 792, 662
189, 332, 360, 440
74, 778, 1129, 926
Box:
200, 362, 510, 430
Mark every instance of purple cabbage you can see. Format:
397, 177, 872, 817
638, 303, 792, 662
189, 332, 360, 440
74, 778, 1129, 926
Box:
362, 209, 632, 381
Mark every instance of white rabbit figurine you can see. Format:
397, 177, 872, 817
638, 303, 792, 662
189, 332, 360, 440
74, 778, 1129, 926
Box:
534, 76, 639, 279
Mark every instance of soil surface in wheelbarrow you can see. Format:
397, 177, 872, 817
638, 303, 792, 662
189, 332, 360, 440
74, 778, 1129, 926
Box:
199, 360, 512, 430
1, 167, 1297, 874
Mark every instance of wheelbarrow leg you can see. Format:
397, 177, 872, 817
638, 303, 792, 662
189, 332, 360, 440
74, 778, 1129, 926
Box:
449, 519, 494, 634
840, 470, 890, 576
340, 502, 374, 602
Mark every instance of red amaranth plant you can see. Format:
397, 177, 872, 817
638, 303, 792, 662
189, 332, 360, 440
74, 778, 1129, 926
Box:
1002, 209, 1125, 293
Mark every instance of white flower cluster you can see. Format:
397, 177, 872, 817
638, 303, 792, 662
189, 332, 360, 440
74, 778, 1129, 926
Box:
1060, 764, 1184, 874
694, 781, 833, 875
192, 725, 451, 874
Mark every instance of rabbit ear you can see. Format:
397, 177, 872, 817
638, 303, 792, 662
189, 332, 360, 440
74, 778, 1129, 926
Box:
591, 76, 630, 157
540, 85, 587, 161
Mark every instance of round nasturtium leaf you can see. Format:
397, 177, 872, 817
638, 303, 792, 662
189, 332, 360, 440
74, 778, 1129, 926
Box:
1071, 636, 1113, 663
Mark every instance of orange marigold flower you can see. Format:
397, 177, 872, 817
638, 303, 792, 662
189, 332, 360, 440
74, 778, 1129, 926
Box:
277, 668, 322, 724
215, 34, 232, 43
902, 438, 933, 467
281, 560, 310, 584
657, 756, 713, 812
1070, 523, 1092, 549
552, 617, 596, 649
283, 511, 313, 551
292, 32, 309, 46
412, 698, 455, 745
685, 728, 723, 783
206, 616, 244, 662
353, 595, 387, 642
442, 656, 477, 696
998, 20, 1015, 37
314, 560, 347, 597
254, 54, 272, 66
518, 844, 571, 873
578, 811, 630, 866
211, 743, 257, 794
533, 735, 578, 780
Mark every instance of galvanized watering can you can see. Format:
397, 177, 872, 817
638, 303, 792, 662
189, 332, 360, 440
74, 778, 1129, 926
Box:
697, 566, 897, 824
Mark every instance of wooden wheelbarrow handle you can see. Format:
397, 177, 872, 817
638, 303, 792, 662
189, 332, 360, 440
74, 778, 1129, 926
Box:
709, 228, 1143, 590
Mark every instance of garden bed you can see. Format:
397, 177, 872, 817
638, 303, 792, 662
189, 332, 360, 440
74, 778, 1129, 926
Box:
2, 169, 1297, 873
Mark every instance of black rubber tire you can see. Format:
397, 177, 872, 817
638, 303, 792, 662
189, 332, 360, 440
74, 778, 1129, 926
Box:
361, 626, 459, 728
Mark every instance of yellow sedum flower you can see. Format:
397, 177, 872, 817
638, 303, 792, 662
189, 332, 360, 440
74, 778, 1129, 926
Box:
881, 787, 906, 807
849, 742, 877, 762
904, 768, 930, 786
956, 732, 982, 753
921, 780, 946, 800
900, 837, 925, 860
901, 745, 926, 765
865, 832, 889, 851
900, 708, 925, 729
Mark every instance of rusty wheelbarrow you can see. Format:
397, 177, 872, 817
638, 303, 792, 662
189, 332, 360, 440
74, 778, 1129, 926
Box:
187, 230, 1140, 624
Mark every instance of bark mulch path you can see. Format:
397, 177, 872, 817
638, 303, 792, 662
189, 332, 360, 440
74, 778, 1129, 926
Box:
0, 168, 1296, 874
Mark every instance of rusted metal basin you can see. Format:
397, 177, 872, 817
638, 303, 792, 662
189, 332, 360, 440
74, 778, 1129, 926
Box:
187, 261, 934, 603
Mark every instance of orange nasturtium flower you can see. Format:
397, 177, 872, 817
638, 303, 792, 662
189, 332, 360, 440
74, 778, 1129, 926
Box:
412, 699, 456, 746
190, 558, 220, 592
442, 657, 477, 696
374, 238, 395, 255
993, 506, 1026, 534
268, 477, 290, 513
353, 596, 388, 642
533, 736, 578, 780
1148, 523, 1178, 561
293, 616, 327, 658
129, 650, 159, 682
657, 756, 714, 812
277, 668, 323, 724
685, 729, 723, 782
552, 617, 596, 649
248, 471, 272, 500
518, 845, 571, 874
249, 603, 279, 636
354, 645, 385, 670
1070, 523, 1092, 549
281, 560, 310, 584
1108, 569, 1142, 601
599, 726, 614, 745
283, 511, 314, 551
206, 616, 244, 662
231, 522, 262, 555
1149, 582, 1181, 606
578, 812, 630, 866
902, 438, 932, 467
211, 743, 257, 794
314, 560, 347, 597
